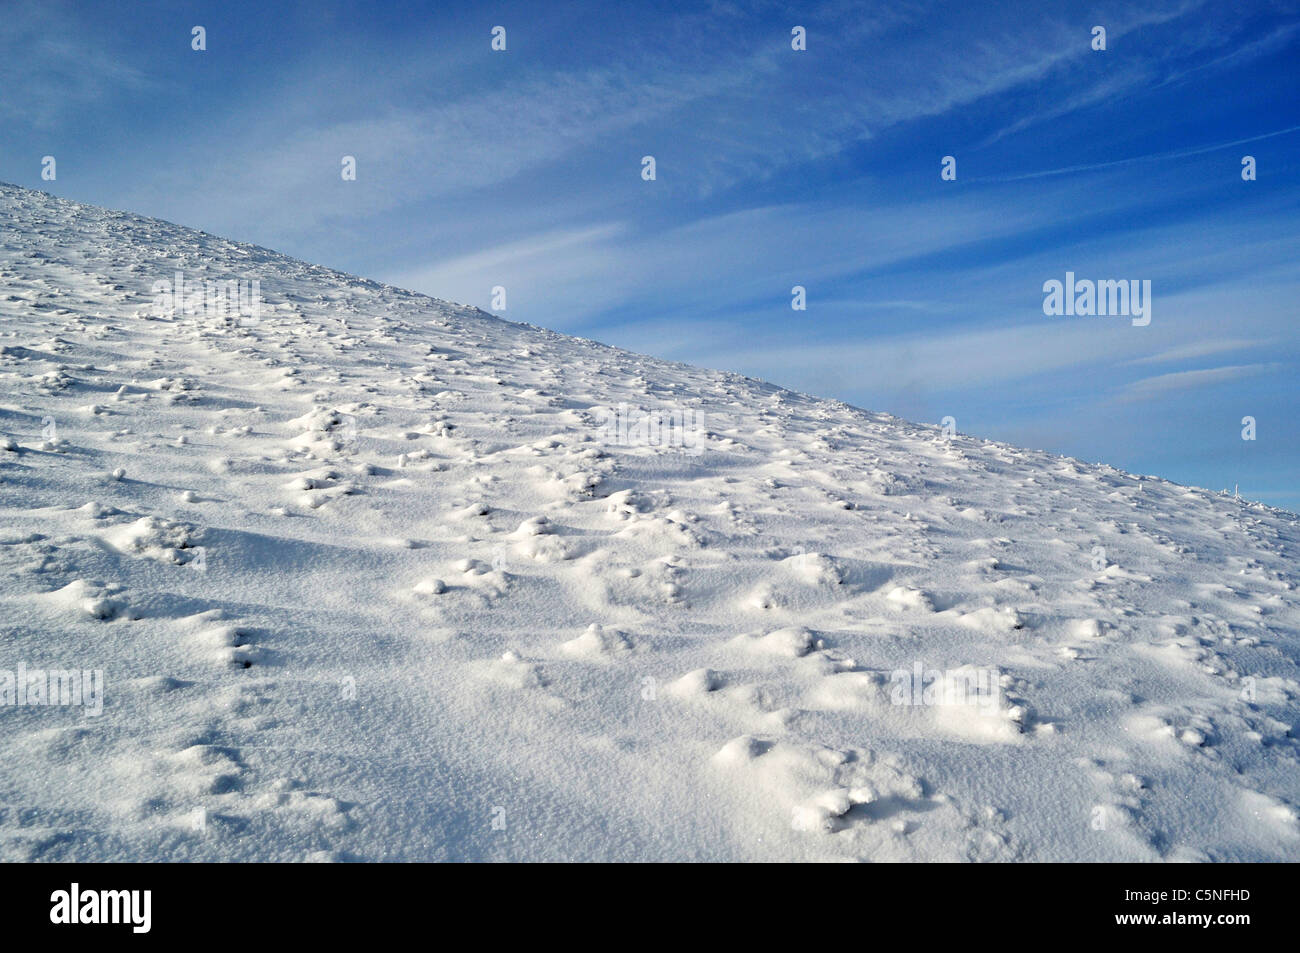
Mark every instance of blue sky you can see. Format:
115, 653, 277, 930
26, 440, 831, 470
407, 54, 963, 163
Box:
4, 0, 1298, 508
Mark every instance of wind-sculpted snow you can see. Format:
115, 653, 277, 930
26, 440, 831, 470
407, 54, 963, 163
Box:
1, 182, 1297, 861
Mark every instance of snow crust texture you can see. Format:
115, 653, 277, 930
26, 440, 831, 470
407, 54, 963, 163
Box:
1, 183, 1298, 861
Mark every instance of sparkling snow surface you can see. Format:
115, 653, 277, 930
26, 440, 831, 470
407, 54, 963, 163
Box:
1, 183, 1297, 861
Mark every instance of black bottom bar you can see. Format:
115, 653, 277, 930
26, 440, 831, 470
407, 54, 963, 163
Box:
0, 862, 1281, 940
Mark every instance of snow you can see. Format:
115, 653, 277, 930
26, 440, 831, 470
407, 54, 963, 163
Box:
0, 181, 1298, 861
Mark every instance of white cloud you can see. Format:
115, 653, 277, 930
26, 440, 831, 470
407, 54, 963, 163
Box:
1127, 339, 1264, 366
1117, 363, 1280, 402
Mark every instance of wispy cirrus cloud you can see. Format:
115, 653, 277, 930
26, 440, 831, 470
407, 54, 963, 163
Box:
0, 0, 150, 128
97, 0, 1252, 243
1127, 339, 1265, 366
982, 124, 1300, 184
1116, 363, 1282, 402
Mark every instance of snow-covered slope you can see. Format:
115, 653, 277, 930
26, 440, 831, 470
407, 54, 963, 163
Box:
1, 181, 1297, 862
